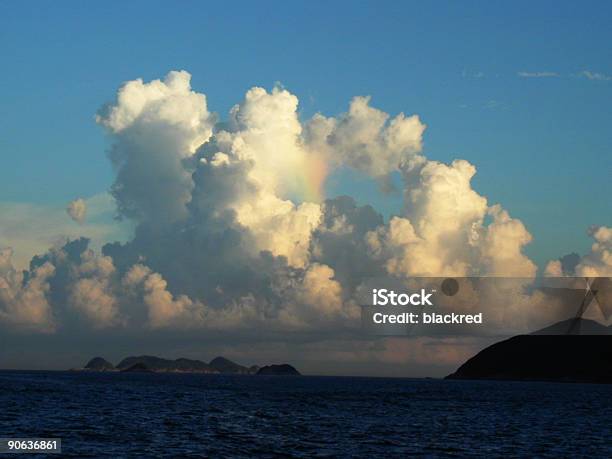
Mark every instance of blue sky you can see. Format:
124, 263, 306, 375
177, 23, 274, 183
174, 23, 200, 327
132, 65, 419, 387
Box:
1, 0, 610, 268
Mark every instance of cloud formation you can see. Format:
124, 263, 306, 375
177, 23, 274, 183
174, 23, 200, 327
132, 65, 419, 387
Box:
3, 70, 533, 329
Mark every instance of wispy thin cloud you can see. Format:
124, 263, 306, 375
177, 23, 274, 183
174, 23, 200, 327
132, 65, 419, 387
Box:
461, 69, 485, 79
517, 71, 559, 78
484, 99, 503, 110
517, 69, 612, 82
578, 70, 612, 81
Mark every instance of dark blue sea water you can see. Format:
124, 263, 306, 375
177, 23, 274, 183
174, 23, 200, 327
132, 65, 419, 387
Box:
1, 371, 611, 458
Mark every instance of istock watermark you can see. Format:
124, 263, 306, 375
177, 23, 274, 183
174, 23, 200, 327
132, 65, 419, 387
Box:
372, 288, 434, 306
369, 287, 482, 329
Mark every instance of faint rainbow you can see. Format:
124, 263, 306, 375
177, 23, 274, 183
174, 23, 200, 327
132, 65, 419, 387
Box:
298, 154, 329, 203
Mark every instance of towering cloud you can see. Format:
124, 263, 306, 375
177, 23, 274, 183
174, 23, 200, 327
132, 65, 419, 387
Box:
191, 86, 325, 268
96, 70, 215, 226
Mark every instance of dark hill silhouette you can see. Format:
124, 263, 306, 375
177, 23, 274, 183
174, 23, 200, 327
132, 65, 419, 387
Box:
447, 320, 612, 383
209, 356, 252, 374
84, 357, 115, 371
121, 362, 152, 372
256, 364, 301, 376
116, 356, 217, 373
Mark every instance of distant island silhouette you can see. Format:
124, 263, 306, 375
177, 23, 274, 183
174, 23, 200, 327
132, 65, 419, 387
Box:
80, 355, 300, 376
256, 364, 301, 376
447, 319, 612, 384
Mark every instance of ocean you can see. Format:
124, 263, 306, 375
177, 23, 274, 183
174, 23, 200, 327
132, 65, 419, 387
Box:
1, 371, 611, 457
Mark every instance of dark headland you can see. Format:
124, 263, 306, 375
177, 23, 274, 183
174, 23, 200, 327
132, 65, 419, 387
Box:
446, 319, 612, 384
78, 355, 299, 376
256, 364, 301, 376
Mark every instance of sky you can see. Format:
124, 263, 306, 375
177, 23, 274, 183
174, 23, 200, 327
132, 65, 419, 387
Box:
0, 1, 610, 375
